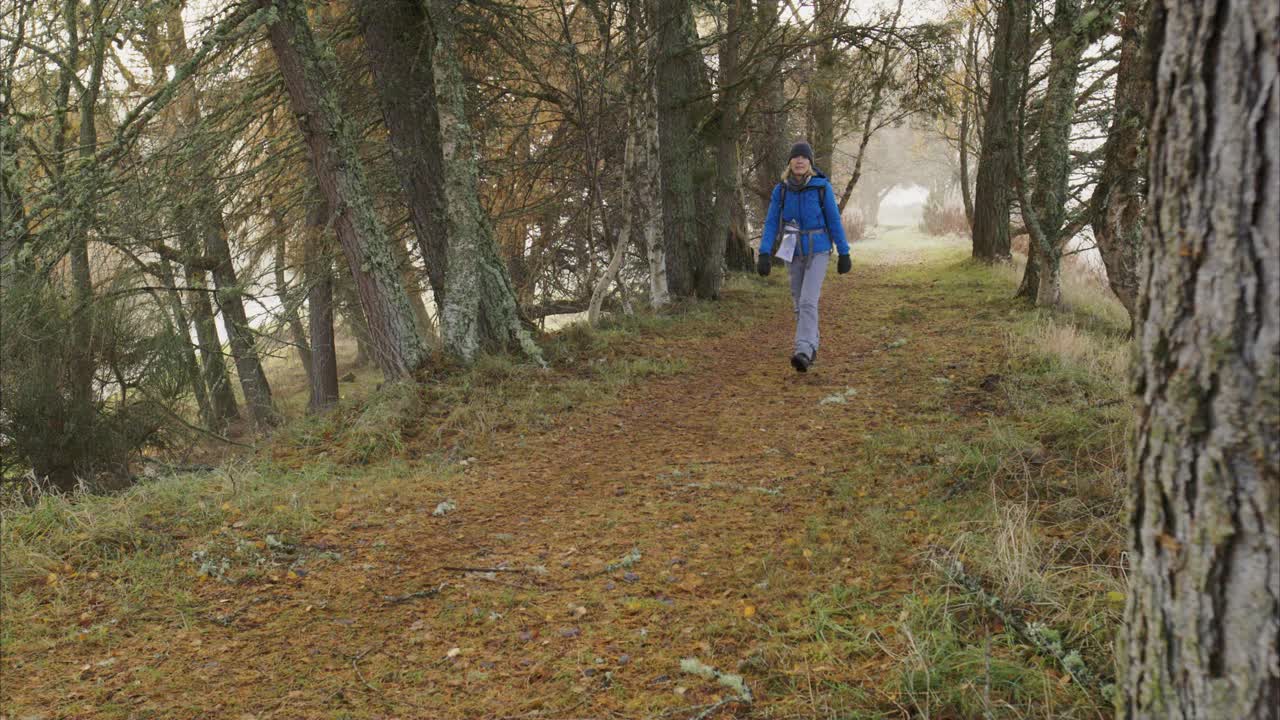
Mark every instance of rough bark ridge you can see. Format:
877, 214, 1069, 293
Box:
806, 0, 837, 174
1120, 0, 1279, 715
704, 0, 742, 300
971, 0, 1029, 262
637, 44, 668, 309
355, 0, 448, 311
749, 0, 787, 225
1089, 0, 1151, 329
430, 0, 541, 365
1016, 0, 1088, 307
652, 0, 709, 299
265, 0, 427, 380
304, 194, 339, 413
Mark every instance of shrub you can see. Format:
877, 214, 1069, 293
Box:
843, 210, 867, 243
920, 197, 969, 236
0, 272, 188, 493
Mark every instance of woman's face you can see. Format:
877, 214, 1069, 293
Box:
789, 155, 811, 176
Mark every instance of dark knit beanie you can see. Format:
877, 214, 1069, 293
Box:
789, 141, 814, 162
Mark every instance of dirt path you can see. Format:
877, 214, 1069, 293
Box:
8, 244, 1012, 719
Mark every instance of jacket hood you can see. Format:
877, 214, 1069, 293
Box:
781, 169, 829, 186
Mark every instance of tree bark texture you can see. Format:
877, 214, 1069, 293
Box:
1017, 0, 1087, 308
304, 195, 339, 413
430, 0, 541, 364
355, 0, 448, 312
639, 55, 669, 309
806, 0, 837, 174
265, 0, 427, 380
1089, 0, 1151, 329
704, 0, 742, 300
1120, 0, 1279, 716
652, 0, 709, 299
749, 0, 787, 225
971, 0, 1030, 263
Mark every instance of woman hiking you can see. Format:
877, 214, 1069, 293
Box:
756, 141, 851, 372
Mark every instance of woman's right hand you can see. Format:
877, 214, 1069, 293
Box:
757, 253, 772, 277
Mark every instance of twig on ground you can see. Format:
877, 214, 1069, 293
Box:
942, 559, 1102, 690
667, 481, 782, 496
381, 583, 447, 604
575, 547, 642, 580
677, 656, 754, 719
208, 596, 265, 627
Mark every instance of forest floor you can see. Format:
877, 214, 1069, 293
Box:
2, 229, 1133, 719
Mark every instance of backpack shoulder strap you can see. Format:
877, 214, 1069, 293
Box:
819, 184, 831, 234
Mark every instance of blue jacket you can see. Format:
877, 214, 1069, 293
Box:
759, 172, 850, 257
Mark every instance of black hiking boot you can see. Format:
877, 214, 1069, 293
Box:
791, 352, 812, 373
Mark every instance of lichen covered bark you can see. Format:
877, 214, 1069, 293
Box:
265, 0, 427, 380
430, 1, 540, 364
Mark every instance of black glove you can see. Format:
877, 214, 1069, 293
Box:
837, 254, 851, 274
757, 252, 772, 277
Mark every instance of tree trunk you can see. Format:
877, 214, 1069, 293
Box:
265, 0, 427, 380
652, 0, 707, 299
750, 0, 787, 224
164, 1, 276, 426
1016, 0, 1086, 308
1089, 0, 1150, 330
1120, 0, 1279, 715
639, 60, 669, 309
430, 0, 541, 364
971, 0, 1029, 263
588, 127, 633, 327
304, 195, 339, 413
806, 0, 836, 174
205, 213, 277, 426
66, 0, 107, 420
390, 232, 435, 341
1016, 238, 1041, 299
272, 212, 312, 378
959, 21, 977, 229
725, 182, 755, 273
334, 275, 373, 369
157, 258, 212, 425
185, 260, 239, 424
355, 0, 448, 312
703, 0, 742, 300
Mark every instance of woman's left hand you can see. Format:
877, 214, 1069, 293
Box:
837, 255, 851, 274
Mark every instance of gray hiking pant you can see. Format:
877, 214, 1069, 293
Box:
787, 251, 829, 358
